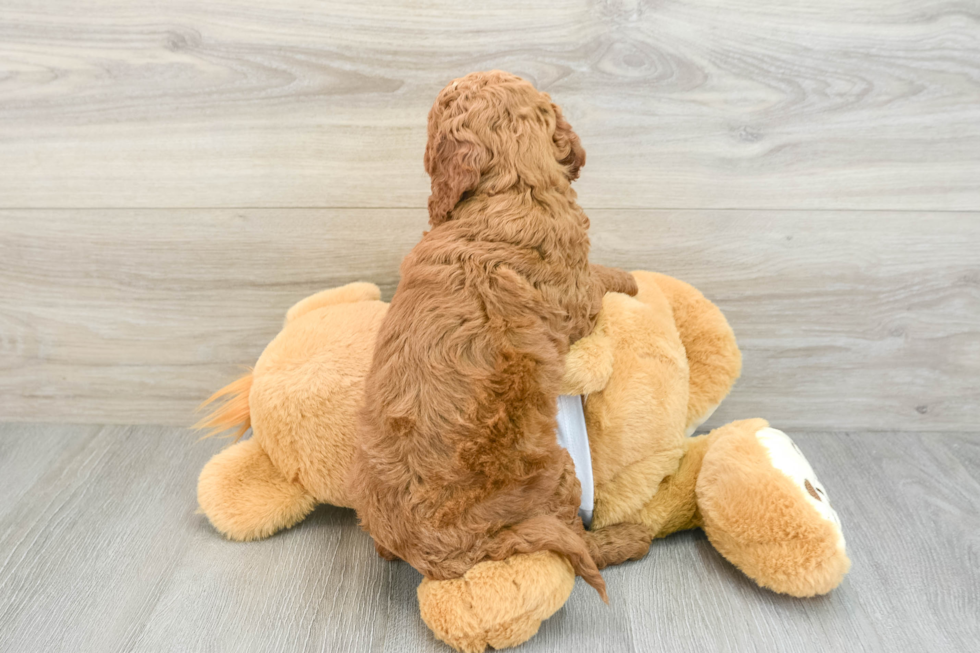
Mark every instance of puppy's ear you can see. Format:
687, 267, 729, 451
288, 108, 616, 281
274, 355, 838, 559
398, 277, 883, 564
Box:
424, 127, 486, 227
552, 104, 586, 181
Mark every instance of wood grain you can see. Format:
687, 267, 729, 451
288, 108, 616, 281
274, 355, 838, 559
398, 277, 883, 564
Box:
2, 208, 977, 430
1, 1, 978, 209
1, 425, 977, 652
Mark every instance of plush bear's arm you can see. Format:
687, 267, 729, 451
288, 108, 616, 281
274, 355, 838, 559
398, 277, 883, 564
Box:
560, 309, 614, 396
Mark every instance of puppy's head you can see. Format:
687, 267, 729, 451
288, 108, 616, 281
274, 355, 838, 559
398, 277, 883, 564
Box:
424, 71, 587, 227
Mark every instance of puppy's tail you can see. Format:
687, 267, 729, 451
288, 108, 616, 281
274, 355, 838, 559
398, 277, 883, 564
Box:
194, 371, 253, 440
486, 514, 608, 602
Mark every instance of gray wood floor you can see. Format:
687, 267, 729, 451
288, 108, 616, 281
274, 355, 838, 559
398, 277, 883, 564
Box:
1, 423, 977, 652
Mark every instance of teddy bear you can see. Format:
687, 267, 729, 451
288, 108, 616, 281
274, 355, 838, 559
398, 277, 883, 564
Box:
196, 271, 850, 653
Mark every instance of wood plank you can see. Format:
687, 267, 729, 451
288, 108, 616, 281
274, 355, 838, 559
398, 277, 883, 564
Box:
596, 210, 980, 433
0, 208, 420, 426
1, 1, 979, 209
1, 425, 978, 651
0, 424, 212, 652
2, 208, 977, 430
0, 423, 100, 522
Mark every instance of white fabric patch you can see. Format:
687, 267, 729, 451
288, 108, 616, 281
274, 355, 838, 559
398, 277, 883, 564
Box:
755, 427, 846, 552
555, 395, 594, 529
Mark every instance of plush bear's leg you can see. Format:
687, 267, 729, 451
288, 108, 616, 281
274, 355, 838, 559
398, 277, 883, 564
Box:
636, 432, 714, 538
197, 438, 316, 541
631, 271, 742, 434
695, 419, 850, 596
417, 552, 575, 653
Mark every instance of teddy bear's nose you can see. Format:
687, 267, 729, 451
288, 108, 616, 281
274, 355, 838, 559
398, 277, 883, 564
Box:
804, 479, 822, 502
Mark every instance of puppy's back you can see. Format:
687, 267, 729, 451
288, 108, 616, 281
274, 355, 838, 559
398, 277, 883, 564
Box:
351, 233, 607, 598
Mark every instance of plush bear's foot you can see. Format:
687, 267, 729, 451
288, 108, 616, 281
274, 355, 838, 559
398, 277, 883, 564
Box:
417, 551, 575, 653
696, 419, 850, 597
198, 438, 316, 541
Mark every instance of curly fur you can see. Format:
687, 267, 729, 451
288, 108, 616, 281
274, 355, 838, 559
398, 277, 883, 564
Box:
351, 71, 638, 600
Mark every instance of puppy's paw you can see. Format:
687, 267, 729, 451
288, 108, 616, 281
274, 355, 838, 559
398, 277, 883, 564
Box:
591, 264, 638, 296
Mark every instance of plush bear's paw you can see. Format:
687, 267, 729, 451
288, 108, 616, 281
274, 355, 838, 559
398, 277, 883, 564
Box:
696, 419, 850, 597
417, 552, 575, 653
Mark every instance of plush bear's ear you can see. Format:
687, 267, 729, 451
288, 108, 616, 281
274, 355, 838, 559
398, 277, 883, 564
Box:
551, 103, 586, 181
424, 125, 487, 228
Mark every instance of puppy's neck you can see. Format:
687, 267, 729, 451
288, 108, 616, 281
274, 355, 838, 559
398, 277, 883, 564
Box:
448, 187, 590, 253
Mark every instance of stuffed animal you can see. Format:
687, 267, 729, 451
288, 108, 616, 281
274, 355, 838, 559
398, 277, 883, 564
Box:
196, 271, 850, 653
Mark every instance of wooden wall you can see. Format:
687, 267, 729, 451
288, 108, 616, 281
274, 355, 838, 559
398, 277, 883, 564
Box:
1, 0, 978, 430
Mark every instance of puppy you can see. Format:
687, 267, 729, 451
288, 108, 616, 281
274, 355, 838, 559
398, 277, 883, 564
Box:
351, 71, 641, 600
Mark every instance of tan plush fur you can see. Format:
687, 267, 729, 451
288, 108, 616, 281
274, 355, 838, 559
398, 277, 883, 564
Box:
197, 273, 849, 652
197, 283, 388, 542
198, 437, 316, 541
572, 281, 691, 530
631, 272, 743, 433
284, 281, 381, 325
351, 71, 638, 600
418, 551, 575, 653
696, 419, 852, 596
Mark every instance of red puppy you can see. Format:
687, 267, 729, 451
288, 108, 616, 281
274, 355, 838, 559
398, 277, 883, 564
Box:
352, 71, 643, 600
